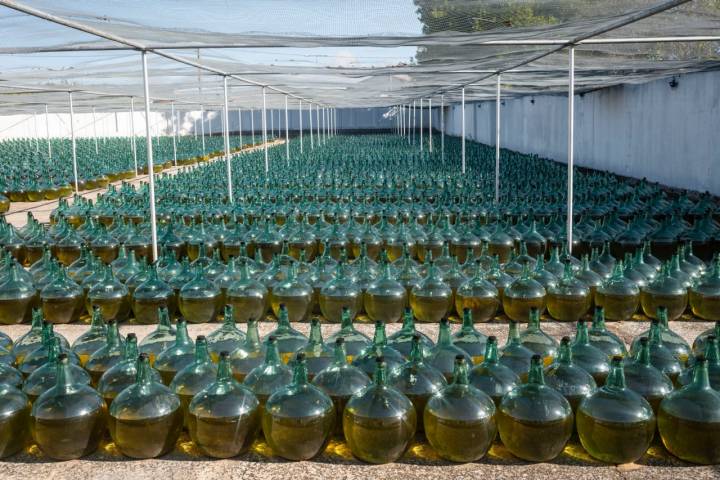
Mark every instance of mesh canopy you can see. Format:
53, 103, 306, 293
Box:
0, 0, 719, 113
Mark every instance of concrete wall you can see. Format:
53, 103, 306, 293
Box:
439, 70, 720, 195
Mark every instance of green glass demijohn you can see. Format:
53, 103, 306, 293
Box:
311, 338, 371, 436
389, 334, 446, 432
386, 307, 434, 359
131, 263, 176, 324
640, 263, 688, 321
424, 355, 497, 463
0, 261, 37, 325
23, 336, 91, 403
270, 263, 313, 323
629, 318, 682, 383
427, 318, 473, 381
623, 337, 674, 413
351, 320, 406, 379
19, 322, 79, 377
319, 261, 363, 322
226, 258, 268, 323
570, 319, 611, 385
630, 306, 691, 364
263, 303, 308, 364
84, 318, 126, 386
295, 318, 333, 380
243, 336, 293, 409
169, 335, 217, 427
518, 306, 559, 365
503, 262, 547, 322
595, 262, 640, 321
468, 335, 521, 406
325, 306, 372, 361
658, 355, 720, 465
0, 382, 30, 458
454, 260, 499, 322
86, 264, 131, 322
543, 336, 597, 412
262, 352, 335, 461
138, 306, 176, 365
547, 262, 591, 322
108, 353, 184, 459
30, 354, 107, 460
587, 306, 627, 358
153, 318, 195, 384
344, 356, 417, 464
497, 354, 574, 462
179, 264, 222, 323
577, 356, 655, 464
12, 309, 68, 365
689, 257, 720, 320
499, 320, 536, 380
40, 265, 84, 324
98, 333, 162, 405
71, 306, 107, 366
0, 361, 23, 389
188, 351, 261, 458
364, 255, 407, 324
678, 335, 720, 390
228, 318, 265, 382
452, 307, 488, 364
206, 304, 246, 362
409, 260, 452, 323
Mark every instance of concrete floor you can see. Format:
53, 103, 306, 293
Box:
0, 316, 718, 479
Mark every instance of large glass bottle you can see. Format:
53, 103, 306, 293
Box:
497, 354, 573, 462
296, 318, 333, 379
503, 263, 547, 322
71, 306, 107, 365
689, 257, 720, 320
469, 336, 520, 406
543, 336, 597, 412
179, 264, 221, 323
518, 307, 559, 365
389, 334, 446, 432
263, 303, 308, 363
365, 257, 407, 324
19, 322, 79, 377
454, 261, 499, 322
571, 319, 610, 385
428, 318, 472, 381
409, 260, 452, 323
319, 261, 362, 322
85, 318, 126, 386
499, 320, 536, 380
30, 354, 107, 460
226, 259, 268, 323
386, 307, 434, 359
262, 352, 335, 460
138, 306, 176, 365
658, 355, 720, 464
577, 356, 655, 464
188, 351, 261, 458
630, 306, 690, 364
640, 263, 688, 321
108, 353, 183, 458
325, 306, 372, 361
243, 336, 293, 409
623, 337, 674, 412
587, 306, 627, 358
0, 261, 37, 325
153, 318, 195, 384
0, 383, 30, 458
23, 337, 91, 403
311, 338, 371, 435
228, 318, 265, 382
351, 320, 406, 378
132, 263, 176, 324
425, 355, 497, 462
595, 262, 640, 321
452, 307, 488, 364
86, 264, 131, 322
631, 319, 682, 382
169, 335, 217, 427
678, 335, 720, 390
271, 263, 313, 322
344, 356, 417, 464
98, 333, 161, 405
12, 309, 68, 365
547, 262, 591, 322
40, 265, 84, 324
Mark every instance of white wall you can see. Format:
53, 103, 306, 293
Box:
439, 70, 720, 195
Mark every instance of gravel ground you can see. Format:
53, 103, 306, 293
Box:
1, 315, 718, 480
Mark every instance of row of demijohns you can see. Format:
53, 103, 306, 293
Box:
1, 213, 720, 327
0, 302, 719, 465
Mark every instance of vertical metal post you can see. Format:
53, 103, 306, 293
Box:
420, 98, 424, 152
200, 104, 206, 155
567, 46, 576, 254
209, 108, 213, 137
309, 103, 314, 149
251, 108, 255, 144
316, 105, 320, 145
92, 107, 99, 155
495, 74, 501, 204
285, 95, 289, 164
262, 87, 268, 173
299, 100, 303, 153
68, 92, 79, 193
223, 76, 233, 203
440, 95, 444, 161
44, 104, 52, 158
461, 87, 466, 174
429, 99, 433, 153
412, 100, 415, 144
171, 102, 177, 166
141, 51, 158, 262
130, 97, 138, 176
270, 106, 274, 138
238, 109, 243, 148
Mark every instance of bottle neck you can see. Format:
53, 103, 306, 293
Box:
333, 342, 347, 365
195, 338, 211, 363
461, 309, 474, 332
245, 320, 261, 349
264, 340, 282, 365
557, 340, 572, 365
451, 359, 469, 385
223, 305, 236, 328
591, 307, 606, 331
372, 323, 388, 347
692, 358, 712, 390
135, 356, 154, 386
308, 320, 323, 345
484, 339, 499, 364
175, 321, 191, 346
527, 358, 545, 385
55, 357, 76, 394
373, 362, 387, 386
574, 321, 589, 346
605, 359, 627, 390
437, 321, 452, 346
216, 355, 232, 382
292, 359, 309, 385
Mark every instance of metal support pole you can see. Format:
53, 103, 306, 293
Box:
92, 107, 98, 155
299, 100, 303, 153
285, 95, 289, 164
412, 100, 415, 144
130, 97, 138, 176
461, 87, 466, 174
309, 103, 314, 149
420, 98, 424, 152
270, 107, 274, 138
141, 51, 158, 262
316, 105, 320, 145
223, 76, 233, 203
567, 47, 576, 254
262, 87, 268, 173
68, 92, 79, 193
251, 108, 255, 144
429, 99, 433, 153
440, 96, 444, 161
495, 75, 501, 204
44, 104, 51, 158
209, 108, 213, 137
171, 102, 177, 166
200, 104, 206, 155
238, 109, 243, 148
